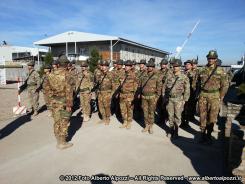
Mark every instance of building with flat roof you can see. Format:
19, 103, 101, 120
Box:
34, 31, 169, 65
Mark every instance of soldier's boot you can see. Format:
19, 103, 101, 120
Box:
142, 124, 150, 133
148, 124, 153, 134
105, 118, 110, 125
126, 121, 132, 130
198, 129, 207, 144
57, 136, 73, 150
173, 124, 179, 139
206, 123, 214, 145
119, 121, 127, 128
83, 115, 90, 122
169, 126, 175, 139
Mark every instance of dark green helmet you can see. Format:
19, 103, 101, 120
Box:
139, 59, 146, 64
43, 64, 52, 69
146, 59, 155, 67
160, 59, 168, 65
124, 60, 133, 66
172, 59, 182, 67
58, 55, 69, 66
206, 50, 218, 59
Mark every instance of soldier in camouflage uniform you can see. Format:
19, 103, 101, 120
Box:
52, 60, 59, 72
140, 58, 162, 134
77, 61, 94, 122
26, 61, 41, 116
165, 59, 190, 139
94, 60, 103, 84
134, 59, 147, 120
118, 60, 138, 129
67, 61, 78, 92
97, 60, 114, 125
196, 50, 228, 144
42, 64, 52, 116
181, 60, 194, 128
46, 55, 74, 149
157, 59, 173, 123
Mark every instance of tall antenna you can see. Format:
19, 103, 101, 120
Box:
175, 20, 200, 58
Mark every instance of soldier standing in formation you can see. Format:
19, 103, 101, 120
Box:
67, 61, 78, 92
181, 60, 194, 128
97, 60, 114, 125
118, 60, 138, 129
26, 61, 41, 116
165, 59, 190, 139
52, 60, 59, 72
140, 58, 162, 134
196, 50, 228, 144
46, 55, 74, 149
77, 61, 94, 122
42, 64, 52, 116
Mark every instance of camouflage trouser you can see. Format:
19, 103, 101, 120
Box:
120, 93, 134, 123
51, 97, 71, 139
198, 93, 220, 131
142, 95, 157, 126
98, 91, 111, 120
43, 92, 51, 110
167, 97, 184, 128
79, 92, 91, 116
27, 87, 39, 112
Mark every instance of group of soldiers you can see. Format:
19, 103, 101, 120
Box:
21, 50, 229, 150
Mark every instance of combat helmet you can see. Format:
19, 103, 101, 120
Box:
146, 58, 156, 67
160, 58, 168, 65
184, 60, 193, 65
124, 60, 133, 66
172, 59, 182, 67
206, 50, 218, 59
117, 59, 124, 65
27, 61, 35, 66
43, 64, 52, 69
138, 59, 146, 64
58, 55, 69, 66
101, 60, 110, 66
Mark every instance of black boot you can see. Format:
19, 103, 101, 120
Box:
169, 126, 175, 139
173, 124, 179, 139
206, 124, 214, 145
198, 129, 207, 144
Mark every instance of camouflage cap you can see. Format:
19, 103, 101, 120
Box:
139, 59, 146, 64
58, 55, 69, 66
124, 60, 133, 66
52, 60, 60, 65
172, 59, 182, 67
146, 59, 155, 67
184, 60, 193, 65
80, 61, 88, 67
101, 60, 110, 66
27, 61, 35, 66
117, 59, 124, 65
206, 50, 218, 59
160, 59, 168, 65
43, 64, 52, 69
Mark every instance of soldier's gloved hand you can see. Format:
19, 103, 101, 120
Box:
66, 106, 72, 112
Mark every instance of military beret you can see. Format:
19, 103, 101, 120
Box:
27, 61, 35, 66
172, 59, 182, 67
184, 60, 193, 65
139, 59, 146, 64
43, 64, 52, 69
160, 59, 168, 65
80, 61, 88, 67
206, 50, 218, 59
124, 60, 133, 66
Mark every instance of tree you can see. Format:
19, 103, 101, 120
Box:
38, 52, 53, 77
89, 47, 101, 73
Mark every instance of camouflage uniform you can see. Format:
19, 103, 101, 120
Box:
119, 61, 138, 129
197, 50, 228, 144
141, 59, 162, 134
97, 61, 114, 125
77, 62, 94, 122
68, 66, 78, 92
26, 62, 40, 115
165, 60, 190, 138
46, 55, 74, 149
42, 69, 52, 111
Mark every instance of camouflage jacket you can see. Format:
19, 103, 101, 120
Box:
68, 68, 78, 89
46, 68, 73, 107
42, 73, 51, 95
197, 65, 228, 98
140, 70, 162, 97
27, 69, 40, 89
111, 68, 125, 89
119, 70, 138, 94
94, 68, 102, 84
97, 71, 114, 92
191, 68, 199, 90
158, 68, 173, 86
77, 70, 94, 93
165, 72, 190, 101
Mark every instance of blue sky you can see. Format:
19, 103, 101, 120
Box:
0, 0, 245, 64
